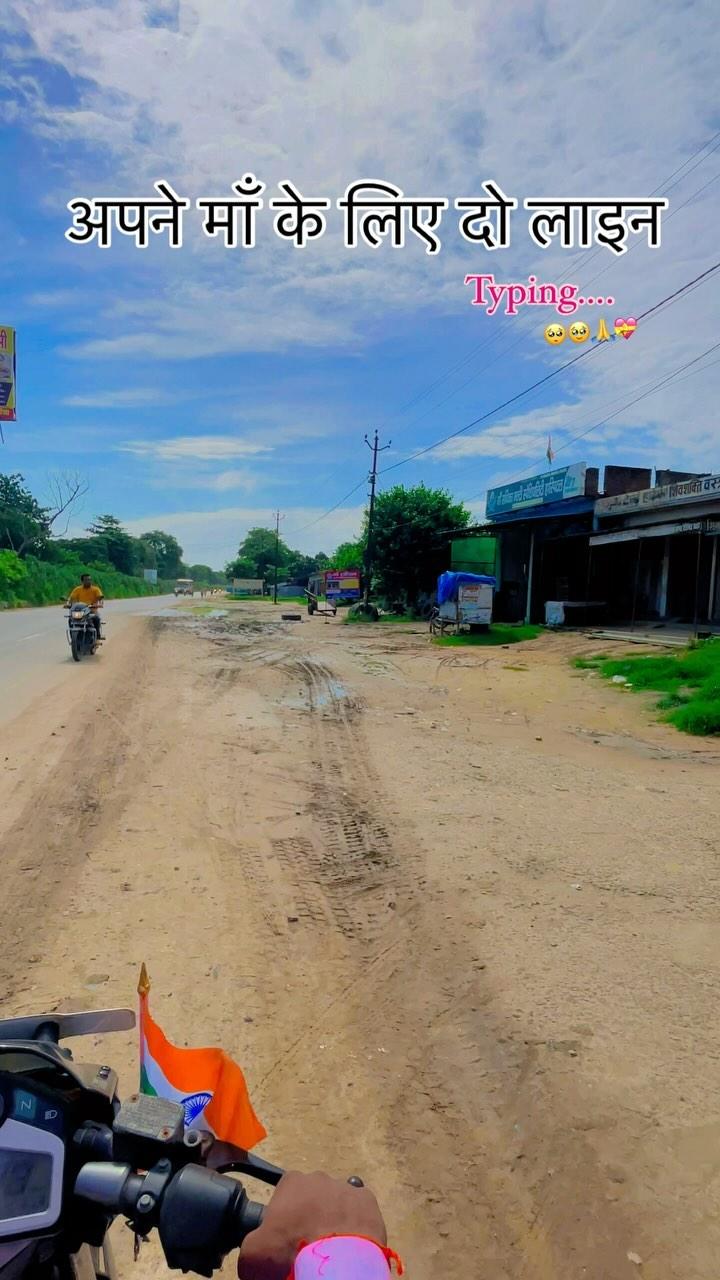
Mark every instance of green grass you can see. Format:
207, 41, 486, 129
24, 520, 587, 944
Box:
574, 640, 720, 735
433, 623, 541, 647
344, 611, 418, 625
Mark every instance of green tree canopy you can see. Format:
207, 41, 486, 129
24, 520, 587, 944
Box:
332, 540, 365, 571
140, 530, 185, 579
226, 527, 292, 581
0, 473, 50, 556
86, 515, 138, 575
369, 484, 470, 606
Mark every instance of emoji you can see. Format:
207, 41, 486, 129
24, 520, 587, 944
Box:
614, 317, 637, 340
544, 323, 565, 345
568, 320, 590, 344
595, 317, 611, 342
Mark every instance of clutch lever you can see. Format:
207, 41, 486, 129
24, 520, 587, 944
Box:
209, 1144, 365, 1191
208, 1143, 284, 1186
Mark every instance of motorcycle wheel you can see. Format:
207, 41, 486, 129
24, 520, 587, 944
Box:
71, 632, 82, 661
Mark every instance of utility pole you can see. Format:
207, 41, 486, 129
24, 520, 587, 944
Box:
363, 430, 391, 611
273, 510, 283, 605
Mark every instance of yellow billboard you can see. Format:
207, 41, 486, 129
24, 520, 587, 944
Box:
0, 326, 16, 421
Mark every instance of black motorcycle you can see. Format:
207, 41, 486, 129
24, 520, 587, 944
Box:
0, 1008, 282, 1280
65, 603, 102, 663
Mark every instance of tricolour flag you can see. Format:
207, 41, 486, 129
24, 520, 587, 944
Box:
138, 964, 266, 1150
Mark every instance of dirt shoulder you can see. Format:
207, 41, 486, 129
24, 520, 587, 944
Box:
1, 607, 718, 1280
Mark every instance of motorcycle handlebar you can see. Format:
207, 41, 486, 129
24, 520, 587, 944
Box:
75, 1160, 264, 1276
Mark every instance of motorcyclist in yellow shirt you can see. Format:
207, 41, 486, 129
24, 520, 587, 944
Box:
66, 573, 104, 641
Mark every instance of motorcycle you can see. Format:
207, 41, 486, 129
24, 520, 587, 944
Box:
0, 1008, 284, 1280
64, 604, 103, 663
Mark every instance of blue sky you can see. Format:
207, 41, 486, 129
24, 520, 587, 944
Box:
1, 0, 719, 568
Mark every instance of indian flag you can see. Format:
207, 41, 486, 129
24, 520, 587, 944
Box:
138, 964, 266, 1150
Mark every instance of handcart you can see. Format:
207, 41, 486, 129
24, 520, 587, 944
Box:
429, 571, 496, 636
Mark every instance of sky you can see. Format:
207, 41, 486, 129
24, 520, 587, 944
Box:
1, 0, 719, 569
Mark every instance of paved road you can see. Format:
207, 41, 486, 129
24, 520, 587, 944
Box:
0, 595, 178, 726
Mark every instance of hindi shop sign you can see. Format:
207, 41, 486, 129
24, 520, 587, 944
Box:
326, 571, 361, 600
595, 473, 720, 517
486, 463, 586, 518
0, 326, 16, 421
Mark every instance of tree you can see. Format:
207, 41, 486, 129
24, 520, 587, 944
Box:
229, 527, 292, 581
333, 540, 365, 570
45, 472, 89, 538
140, 530, 184, 579
0, 549, 27, 594
87, 515, 138, 575
188, 563, 220, 584
225, 555, 257, 581
0, 473, 50, 556
369, 484, 470, 607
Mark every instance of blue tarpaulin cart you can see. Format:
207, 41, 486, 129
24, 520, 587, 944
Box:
430, 571, 497, 636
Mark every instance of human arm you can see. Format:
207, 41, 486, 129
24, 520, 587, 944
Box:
237, 1172, 390, 1280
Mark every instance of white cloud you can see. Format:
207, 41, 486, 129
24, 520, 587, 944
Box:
8, 0, 719, 364
119, 435, 272, 461
123, 503, 365, 566
64, 388, 176, 408
196, 468, 258, 492
4, 0, 720, 519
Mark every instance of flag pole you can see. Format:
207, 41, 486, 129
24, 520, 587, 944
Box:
138, 963, 150, 1091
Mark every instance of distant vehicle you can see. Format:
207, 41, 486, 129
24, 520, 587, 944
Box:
174, 578, 194, 596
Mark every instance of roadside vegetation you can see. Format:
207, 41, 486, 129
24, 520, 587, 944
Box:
574, 641, 720, 735
0, 473, 223, 607
345, 611, 416, 625
434, 624, 541, 647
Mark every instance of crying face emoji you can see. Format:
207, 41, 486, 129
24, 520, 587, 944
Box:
569, 320, 590, 344
544, 323, 566, 346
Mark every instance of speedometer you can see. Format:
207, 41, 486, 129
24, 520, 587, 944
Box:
0, 1149, 53, 1217
0, 1121, 64, 1238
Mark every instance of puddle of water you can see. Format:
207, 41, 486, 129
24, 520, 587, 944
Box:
282, 678, 350, 710
315, 678, 348, 706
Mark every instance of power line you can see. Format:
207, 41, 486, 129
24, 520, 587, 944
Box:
459, 340, 720, 509
378, 129, 720, 434
282, 261, 720, 543
378, 258, 720, 477
385, 164, 720, 445
372, 343, 720, 547
283, 477, 368, 539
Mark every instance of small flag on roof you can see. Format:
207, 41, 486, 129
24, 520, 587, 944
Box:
138, 963, 266, 1150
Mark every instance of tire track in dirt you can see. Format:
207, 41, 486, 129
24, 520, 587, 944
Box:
271, 655, 423, 948
0, 621, 162, 1007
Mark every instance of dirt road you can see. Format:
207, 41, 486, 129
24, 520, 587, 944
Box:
2, 603, 719, 1280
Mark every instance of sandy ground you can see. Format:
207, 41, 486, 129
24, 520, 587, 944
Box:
1, 602, 719, 1280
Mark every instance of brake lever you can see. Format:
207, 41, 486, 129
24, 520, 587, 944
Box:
209, 1145, 364, 1190
208, 1144, 284, 1186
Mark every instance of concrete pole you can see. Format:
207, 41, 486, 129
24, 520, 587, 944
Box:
524, 528, 535, 625
658, 537, 670, 619
708, 534, 718, 622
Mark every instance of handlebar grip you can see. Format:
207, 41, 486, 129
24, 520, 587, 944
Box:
159, 1163, 264, 1275
234, 1195, 264, 1238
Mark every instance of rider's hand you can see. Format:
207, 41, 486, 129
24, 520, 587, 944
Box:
238, 1171, 386, 1280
